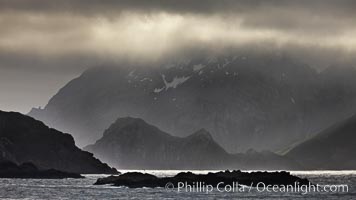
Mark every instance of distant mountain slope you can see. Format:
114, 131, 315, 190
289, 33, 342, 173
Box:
286, 114, 356, 169
29, 54, 356, 152
84, 117, 300, 170
0, 110, 117, 174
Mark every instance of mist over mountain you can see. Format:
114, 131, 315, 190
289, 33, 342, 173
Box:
84, 117, 300, 170
286, 114, 356, 170
0, 110, 117, 174
29, 53, 356, 152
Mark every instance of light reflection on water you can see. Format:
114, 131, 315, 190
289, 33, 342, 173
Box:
0, 171, 355, 200
116, 170, 356, 177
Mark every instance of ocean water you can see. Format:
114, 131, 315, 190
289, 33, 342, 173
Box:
0, 171, 355, 199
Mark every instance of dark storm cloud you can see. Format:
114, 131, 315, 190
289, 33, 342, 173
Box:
1, 0, 355, 15
1, 0, 355, 34
0, 0, 355, 67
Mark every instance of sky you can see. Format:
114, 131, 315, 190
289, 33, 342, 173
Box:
0, 0, 356, 113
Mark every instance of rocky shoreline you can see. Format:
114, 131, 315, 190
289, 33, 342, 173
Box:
94, 170, 311, 188
0, 161, 83, 179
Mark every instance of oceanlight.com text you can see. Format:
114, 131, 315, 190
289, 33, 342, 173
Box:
165, 181, 349, 195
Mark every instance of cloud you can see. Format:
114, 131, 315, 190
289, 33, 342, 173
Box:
0, 0, 355, 69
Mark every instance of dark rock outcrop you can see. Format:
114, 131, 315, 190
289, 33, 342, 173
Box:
286, 114, 356, 169
0, 161, 83, 179
84, 117, 301, 170
0, 110, 117, 174
94, 170, 311, 188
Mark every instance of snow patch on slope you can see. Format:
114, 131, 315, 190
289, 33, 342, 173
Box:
162, 75, 190, 90
154, 75, 191, 93
193, 64, 206, 72
154, 87, 165, 93
128, 70, 136, 77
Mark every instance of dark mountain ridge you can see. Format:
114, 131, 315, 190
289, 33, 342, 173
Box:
84, 117, 300, 170
286, 113, 356, 169
0, 110, 117, 174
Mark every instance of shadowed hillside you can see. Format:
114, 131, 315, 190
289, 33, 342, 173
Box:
0, 110, 117, 174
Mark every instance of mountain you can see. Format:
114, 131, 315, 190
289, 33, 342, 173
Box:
286, 114, 356, 169
29, 54, 356, 152
0, 110, 117, 174
84, 117, 300, 170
